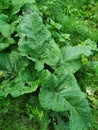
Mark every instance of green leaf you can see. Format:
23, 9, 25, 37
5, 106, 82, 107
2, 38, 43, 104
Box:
0, 51, 39, 97
53, 113, 69, 130
0, 14, 15, 37
0, 14, 15, 50
0, 0, 10, 10
81, 55, 89, 65
0, 37, 15, 51
35, 61, 44, 72
55, 60, 81, 75
55, 45, 92, 75
82, 39, 97, 51
39, 72, 91, 130
0, 51, 28, 72
9, 0, 36, 16
61, 45, 92, 62
88, 61, 98, 74
50, 19, 62, 30
0, 80, 39, 97
18, 11, 60, 71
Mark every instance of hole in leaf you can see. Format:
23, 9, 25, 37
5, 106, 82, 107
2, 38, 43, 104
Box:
44, 63, 54, 73
24, 83, 29, 87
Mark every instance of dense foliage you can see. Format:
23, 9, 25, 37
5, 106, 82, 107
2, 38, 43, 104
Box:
0, 0, 98, 130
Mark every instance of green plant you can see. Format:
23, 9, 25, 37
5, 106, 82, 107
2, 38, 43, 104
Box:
26, 104, 43, 120
0, 0, 98, 130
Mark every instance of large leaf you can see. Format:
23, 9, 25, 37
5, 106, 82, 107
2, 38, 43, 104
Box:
0, 51, 28, 72
18, 10, 60, 71
55, 45, 92, 75
55, 60, 82, 75
0, 79, 39, 97
9, 0, 36, 16
39, 71, 91, 130
0, 51, 39, 97
61, 45, 92, 61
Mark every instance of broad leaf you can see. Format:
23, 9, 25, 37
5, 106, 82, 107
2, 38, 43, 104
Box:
0, 51, 28, 72
9, 0, 36, 16
61, 45, 92, 61
1, 79, 39, 97
55, 60, 81, 75
18, 11, 60, 71
39, 71, 91, 130
55, 45, 92, 75
0, 51, 39, 97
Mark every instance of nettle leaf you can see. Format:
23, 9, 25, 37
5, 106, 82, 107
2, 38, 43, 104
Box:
55, 45, 92, 75
39, 71, 91, 130
0, 51, 39, 97
18, 10, 60, 71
